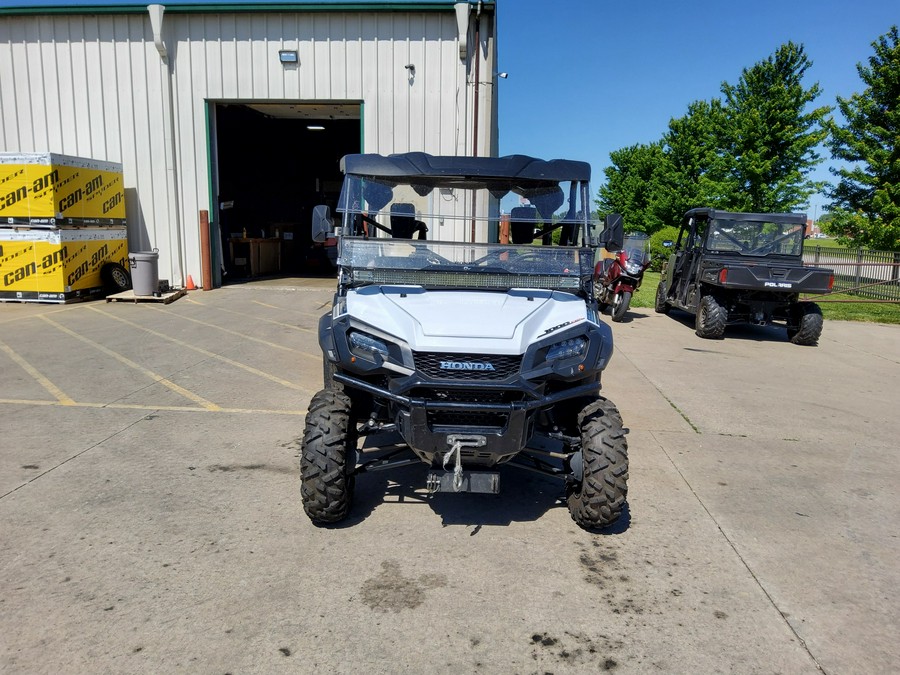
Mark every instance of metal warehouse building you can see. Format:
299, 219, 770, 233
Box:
0, 0, 499, 288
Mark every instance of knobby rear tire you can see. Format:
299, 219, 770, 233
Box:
788, 302, 823, 346
567, 397, 629, 530
695, 294, 727, 339
300, 389, 357, 525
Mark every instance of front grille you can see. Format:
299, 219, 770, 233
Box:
427, 410, 507, 427
414, 352, 521, 380
414, 388, 520, 429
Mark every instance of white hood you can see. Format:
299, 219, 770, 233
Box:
345, 286, 588, 354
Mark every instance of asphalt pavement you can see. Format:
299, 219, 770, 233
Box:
1, 283, 897, 674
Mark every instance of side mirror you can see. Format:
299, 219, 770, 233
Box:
602, 213, 624, 251
662, 240, 674, 248
311, 205, 333, 243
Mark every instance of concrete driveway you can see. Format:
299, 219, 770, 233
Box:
1, 286, 897, 674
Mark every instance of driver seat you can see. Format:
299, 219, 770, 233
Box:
390, 203, 427, 240
509, 206, 538, 244
390, 203, 416, 239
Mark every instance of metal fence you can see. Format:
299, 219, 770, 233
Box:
804, 246, 900, 301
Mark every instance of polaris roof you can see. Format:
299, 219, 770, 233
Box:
685, 208, 807, 224
341, 153, 592, 186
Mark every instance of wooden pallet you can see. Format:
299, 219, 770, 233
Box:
106, 288, 187, 304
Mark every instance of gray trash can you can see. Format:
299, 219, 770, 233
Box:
129, 249, 159, 296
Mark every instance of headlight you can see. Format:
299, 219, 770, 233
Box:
349, 330, 390, 359
546, 337, 587, 361
625, 261, 643, 275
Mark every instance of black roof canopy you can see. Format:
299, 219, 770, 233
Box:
340, 152, 592, 189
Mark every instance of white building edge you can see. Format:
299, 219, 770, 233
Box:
0, 0, 499, 288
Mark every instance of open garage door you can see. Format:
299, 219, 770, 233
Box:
210, 102, 360, 285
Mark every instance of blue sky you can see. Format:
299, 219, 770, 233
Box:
2, 0, 894, 216
496, 0, 897, 217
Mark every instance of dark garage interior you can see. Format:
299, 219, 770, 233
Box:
213, 103, 360, 282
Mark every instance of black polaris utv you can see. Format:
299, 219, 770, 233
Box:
655, 209, 834, 345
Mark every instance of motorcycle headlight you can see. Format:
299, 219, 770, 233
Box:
348, 330, 390, 359
546, 337, 587, 362
625, 261, 643, 275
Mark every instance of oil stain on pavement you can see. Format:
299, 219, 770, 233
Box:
360, 560, 447, 612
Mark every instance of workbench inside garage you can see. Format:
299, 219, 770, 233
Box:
228, 237, 281, 277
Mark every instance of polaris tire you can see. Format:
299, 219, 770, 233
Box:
787, 302, 823, 346
300, 389, 357, 525
567, 397, 629, 530
101, 263, 132, 294
611, 291, 632, 322
654, 281, 670, 314
695, 294, 727, 339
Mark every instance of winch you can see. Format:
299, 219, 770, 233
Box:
425, 435, 498, 493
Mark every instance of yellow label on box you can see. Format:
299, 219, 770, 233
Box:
0, 153, 125, 223
0, 228, 128, 299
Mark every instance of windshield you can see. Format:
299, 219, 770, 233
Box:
705, 219, 804, 257
336, 175, 596, 246
622, 233, 650, 265
338, 238, 590, 292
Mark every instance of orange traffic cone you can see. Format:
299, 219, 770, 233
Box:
185, 274, 197, 291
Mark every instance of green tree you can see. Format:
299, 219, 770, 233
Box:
824, 26, 900, 250
597, 42, 829, 228
719, 42, 831, 212
648, 225, 681, 271
654, 99, 729, 226
596, 142, 666, 233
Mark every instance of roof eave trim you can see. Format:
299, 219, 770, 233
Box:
0, 2, 490, 17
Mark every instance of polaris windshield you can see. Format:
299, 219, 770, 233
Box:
706, 219, 804, 257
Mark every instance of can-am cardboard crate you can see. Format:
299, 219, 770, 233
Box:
0, 153, 125, 226
0, 226, 128, 303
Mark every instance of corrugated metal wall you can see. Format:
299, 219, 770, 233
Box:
0, 7, 496, 286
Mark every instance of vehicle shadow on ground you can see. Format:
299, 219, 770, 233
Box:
666, 309, 791, 343
429, 468, 563, 528
346, 463, 562, 527
605, 310, 652, 325
344, 460, 631, 533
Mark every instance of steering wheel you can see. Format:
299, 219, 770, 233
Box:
483, 248, 550, 273
410, 245, 451, 267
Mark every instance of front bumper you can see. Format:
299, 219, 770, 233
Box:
334, 371, 600, 465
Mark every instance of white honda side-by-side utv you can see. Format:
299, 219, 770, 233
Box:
300, 152, 628, 530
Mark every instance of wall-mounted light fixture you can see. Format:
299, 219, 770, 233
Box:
307, 125, 325, 131
471, 71, 510, 86
278, 50, 299, 65
404, 64, 416, 76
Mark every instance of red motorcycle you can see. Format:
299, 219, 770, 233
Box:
594, 233, 651, 322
